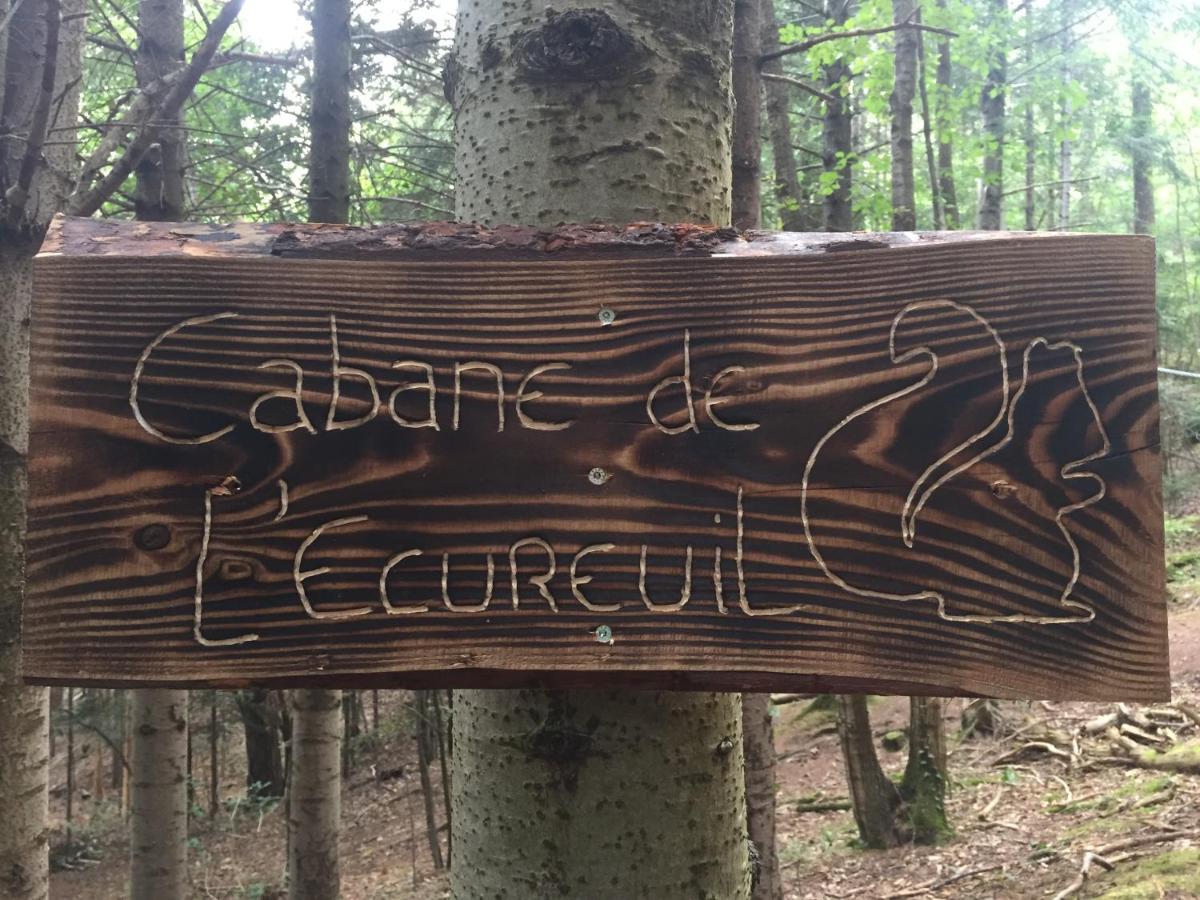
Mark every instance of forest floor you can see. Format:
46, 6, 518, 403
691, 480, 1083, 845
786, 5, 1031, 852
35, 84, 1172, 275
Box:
47, 520, 1200, 900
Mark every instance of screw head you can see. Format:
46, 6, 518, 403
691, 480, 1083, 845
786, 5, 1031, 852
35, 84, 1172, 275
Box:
594, 625, 613, 644
597, 307, 616, 326
588, 467, 610, 485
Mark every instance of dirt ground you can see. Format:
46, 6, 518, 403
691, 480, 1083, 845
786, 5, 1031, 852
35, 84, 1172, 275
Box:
47, 611, 1200, 899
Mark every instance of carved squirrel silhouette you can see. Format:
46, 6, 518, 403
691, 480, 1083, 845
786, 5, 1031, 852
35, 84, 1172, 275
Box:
801, 300, 1109, 624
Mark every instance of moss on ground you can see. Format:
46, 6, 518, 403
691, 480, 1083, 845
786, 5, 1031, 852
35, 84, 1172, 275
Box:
1096, 849, 1200, 899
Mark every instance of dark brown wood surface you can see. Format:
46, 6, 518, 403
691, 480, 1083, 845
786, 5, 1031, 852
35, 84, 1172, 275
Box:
23, 217, 1166, 699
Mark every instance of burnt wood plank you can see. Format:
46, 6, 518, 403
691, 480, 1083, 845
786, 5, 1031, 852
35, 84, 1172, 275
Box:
23, 217, 1166, 699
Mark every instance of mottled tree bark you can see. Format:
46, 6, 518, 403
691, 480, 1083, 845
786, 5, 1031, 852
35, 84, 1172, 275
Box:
977, 0, 1006, 230
732, 0, 763, 230
134, 0, 186, 220
448, 4, 748, 896
899, 697, 950, 844
0, 1, 83, 896
1132, 77, 1154, 235
130, 691, 189, 899
288, 689, 341, 900
890, 0, 917, 230
821, 0, 853, 231
836, 695, 901, 850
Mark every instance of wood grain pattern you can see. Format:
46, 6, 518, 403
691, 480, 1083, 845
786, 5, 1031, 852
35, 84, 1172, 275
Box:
23, 217, 1166, 699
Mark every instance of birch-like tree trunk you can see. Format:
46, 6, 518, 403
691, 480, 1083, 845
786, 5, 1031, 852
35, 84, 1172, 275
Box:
288, 689, 342, 900
447, 3, 749, 896
288, 3, 350, 895
128, 2, 189, 894
890, 0, 917, 230
130, 691, 189, 899
0, 2, 84, 896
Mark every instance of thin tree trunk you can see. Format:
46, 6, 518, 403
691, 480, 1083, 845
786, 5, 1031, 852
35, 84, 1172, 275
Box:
431, 690, 451, 867
934, 0, 959, 228
134, 0, 185, 220
731, 8, 780, 892
762, 0, 809, 229
978, 0, 1007, 230
288, 3, 350, 895
1132, 77, 1154, 235
822, 0, 853, 230
66, 687, 74, 834
732, 0, 763, 229
448, 4, 747, 894
130, 690, 189, 899
209, 692, 220, 817
1023, 1, 1035, 230
0, 1, 83, 892
129, 2, 189, 889
890, 0, 917, 229
288, 689, 341, 900
900, 697, 950, 843
742, 694, 781, 900
414, 692, 444, 870
1057, 1, 1071, 229
915, 17, 942, 228
836, 695, 901, 849
237, 689, 286, 798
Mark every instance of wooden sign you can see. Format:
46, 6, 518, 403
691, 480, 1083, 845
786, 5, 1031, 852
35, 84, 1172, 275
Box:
22, 217, 1166, 700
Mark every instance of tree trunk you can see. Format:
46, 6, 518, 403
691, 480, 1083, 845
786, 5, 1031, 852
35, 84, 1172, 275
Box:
0, 0, 84, 894
237, 689, 287, 798
134, 0, 185, 220
1132, 77, 1154, 235
447, 4, 747, 895
1057, 3, 1071, 229
890, 0, 917, 230
730, 11, 780, 893
210, 692, 220, 817
762, 0, 808, 230
130, 690, 188, 899
934, 0, 959, 228
308, 0, 352, 224
915, 16, 941, 228
899, 697, 950, 843
822, 0, 853, 231
732, 0, 763, 230
288, 5, 350, 896
977, 0, 1006, 230
742, 694, 781, 900
836, 695, 901, 849
415, 691, 444, 870
288, 689, 341, 900
129, 2, 189, 890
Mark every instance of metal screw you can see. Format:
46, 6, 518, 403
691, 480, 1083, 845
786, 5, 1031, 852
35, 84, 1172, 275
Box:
597, 307, 616, 326
594, 625, 613, 644
716, 737, 735, 756
588, 467, 610, 485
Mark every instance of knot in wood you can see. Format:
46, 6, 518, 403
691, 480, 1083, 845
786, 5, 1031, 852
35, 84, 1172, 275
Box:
515, 10, 638, 82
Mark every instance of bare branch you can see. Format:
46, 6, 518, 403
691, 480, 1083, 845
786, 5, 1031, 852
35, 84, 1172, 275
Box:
5, 0, 61, 227
67, 0, 245, 216
761, 71, 836, 105
759, 21, 957, 65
